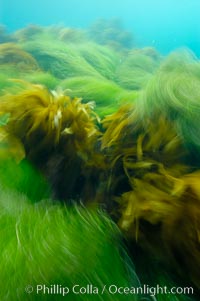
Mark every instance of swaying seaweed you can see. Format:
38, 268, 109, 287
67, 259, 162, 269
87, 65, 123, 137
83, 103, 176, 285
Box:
0, 72, 21, 94
57, 26, 87, 43
0, 158, 50, 202
14, 29, 137, 116
101, 64, 200, 291
136, 50, 200, 153
0, 25, 157, 117
0, 187, 140, 301
115, 48, 162, 90
0, 43, 39, 72
0, 82, 103, 202
77, 43, 120, 80
0, 82, 99, 158
0, 43, 41, 93
13, 24, 44, 42
0, 23, 199, 301
61, 76, 138, 116
20, 38, 103, 79
24, 71, 59, 90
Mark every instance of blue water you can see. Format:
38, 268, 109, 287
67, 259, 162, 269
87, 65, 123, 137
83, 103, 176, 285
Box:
0, 0, 200, 55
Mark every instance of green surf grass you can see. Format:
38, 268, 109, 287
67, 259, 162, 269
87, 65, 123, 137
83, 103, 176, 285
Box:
0, 159, 50, 202
0, 187, 139, 301
61, 76, 138, 116
136, 50, 200, 154
115, 48, 161, 90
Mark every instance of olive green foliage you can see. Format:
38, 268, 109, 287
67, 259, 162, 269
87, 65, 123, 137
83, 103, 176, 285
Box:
13, 24, 45, 42
0, 68, 58, 92
61, 76, 138, 116
136, 50, 200, 153
0, 43, 39, 71
0, 187, 139, 301
24, 71, 59, 89
0, 41, 41, 93
77, 43, 120, 80
15, 26, 141, 115
0, 22, 199, 301
20, 36, 102, 79
0, 72, 35, 97
115, 48, 162, 90
56, 26, 87, 43
0, 23, 159, 116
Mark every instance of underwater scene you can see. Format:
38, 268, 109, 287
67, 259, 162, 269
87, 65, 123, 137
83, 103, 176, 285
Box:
0, 0, 200, 300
